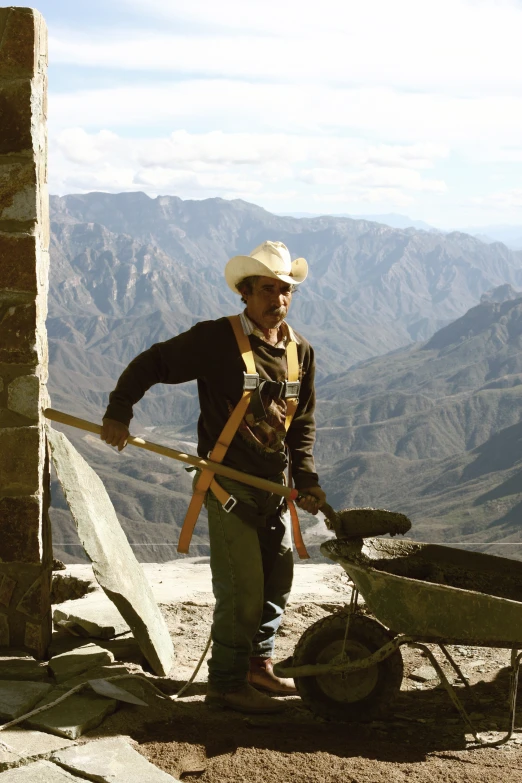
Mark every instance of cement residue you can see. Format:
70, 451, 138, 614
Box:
324, 537, 522, 602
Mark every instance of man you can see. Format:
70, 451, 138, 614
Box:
101, 240, 326, 714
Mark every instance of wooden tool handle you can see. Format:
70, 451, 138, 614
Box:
43, 408, 298, 501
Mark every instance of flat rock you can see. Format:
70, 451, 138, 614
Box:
47, 429, 174, 676
26, 689, 117, 740
0, 659, 49, 683
0, 728, 75, 760
52, 665, 132, 691
51, 737, 180, 782
48, 644, 114, 684
0, 760, 87, 781
0, 681, 53, 720
409, 665, 439, 682
0, 747, 23, 773
53, 595, 129, 640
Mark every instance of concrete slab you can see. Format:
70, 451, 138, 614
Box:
48, 644, 114, 684
0, 728, 75, 760
0, 659, 49, 683
52, 737, 180, 782
53, 595, 129, 639
0, 681, 53, 720
26, 689, 117, 740
0, 760, 87, 781
47, 429, 174, 676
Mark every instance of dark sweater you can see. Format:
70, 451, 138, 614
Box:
104, 317, 319, 491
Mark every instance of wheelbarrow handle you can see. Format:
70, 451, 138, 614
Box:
43, 408, 299, 501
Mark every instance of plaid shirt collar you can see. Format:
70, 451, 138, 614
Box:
239, 311, 299, 348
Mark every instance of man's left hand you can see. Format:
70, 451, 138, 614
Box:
295, 486, 327, 515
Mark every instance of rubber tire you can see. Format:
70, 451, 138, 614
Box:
293, 612, 404, 722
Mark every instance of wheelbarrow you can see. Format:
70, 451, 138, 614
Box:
275, 537, 522, 747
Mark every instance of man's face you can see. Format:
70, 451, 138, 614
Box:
243, 276, 293, 330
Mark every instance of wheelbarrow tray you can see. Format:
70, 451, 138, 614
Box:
321, 537, 522, 647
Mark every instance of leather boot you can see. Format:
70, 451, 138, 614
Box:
205, 682, 285, 714
248, 656, 298, 696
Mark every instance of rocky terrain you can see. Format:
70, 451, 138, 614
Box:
45, 192, 522, 562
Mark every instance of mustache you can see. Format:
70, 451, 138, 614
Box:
266, 306, 287, 316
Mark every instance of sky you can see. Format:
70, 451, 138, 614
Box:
10, 0, 522, 227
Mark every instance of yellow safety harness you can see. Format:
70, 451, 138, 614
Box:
177, 314, 310, 559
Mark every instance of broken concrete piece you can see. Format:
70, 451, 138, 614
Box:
48, 644, 114, 684
409, 665, 439, 682
25, 689, 117, 740
51, 737, 180, 782
0, 760, 87, 781
0, 681, 53, 720
47, 429, 174, 676
0, 728, 74, 761
0, 658, 49, 682
53, 595, 129, 639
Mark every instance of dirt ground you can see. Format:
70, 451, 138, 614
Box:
83, 596, 522, 783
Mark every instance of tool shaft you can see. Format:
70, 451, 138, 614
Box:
44, 408, 299, 501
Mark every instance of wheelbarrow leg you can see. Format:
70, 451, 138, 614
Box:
411, 643, 481, 743
505, 649, 521, 740
438, 644, 473, 695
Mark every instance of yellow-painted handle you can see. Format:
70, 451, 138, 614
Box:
43, 408, 298, 501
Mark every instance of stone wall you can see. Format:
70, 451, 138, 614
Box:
0, 7, 51, 657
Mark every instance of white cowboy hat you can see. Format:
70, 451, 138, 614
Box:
225, 240, 308, 294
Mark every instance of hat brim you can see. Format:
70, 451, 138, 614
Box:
225, 255, 308, 294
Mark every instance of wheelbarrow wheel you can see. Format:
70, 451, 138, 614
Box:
293, 612, 403, 722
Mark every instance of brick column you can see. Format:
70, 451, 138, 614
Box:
0, 7, 51, 657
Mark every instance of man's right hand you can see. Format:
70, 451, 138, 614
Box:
101, 418, 129, 451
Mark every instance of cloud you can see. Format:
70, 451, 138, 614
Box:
51, 0, 522, 96
473, 189, 522, 210
50, 127, 448, 205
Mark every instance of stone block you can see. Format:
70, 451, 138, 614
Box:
51, 737, 180, 782
0, 429, 41, 496
0, 497, 41, 564
26, 688, 117, 740
0, 8, 43, 81
0, 165, 37, 227
53, 595, 130, 640
0, 235, 37, 293
0, 81, 33, 156
0, 656, 49, 681
0, 760, 87, 781
17, 575, 50, 620
0, 302, 37, 365
0, 679, 52, 720
0, 728, 74, 761
47, 430, 174, 676
48, 644, 115, 684
0, 576, 16, 608
0, 613, 8, 645
7, 375, 39, 420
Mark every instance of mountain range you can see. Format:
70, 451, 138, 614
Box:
46, 192, 522, 562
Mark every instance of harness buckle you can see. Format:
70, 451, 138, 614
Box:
222, 495, 238, 513
285, 380, 301, 398
243, 372, 260, 391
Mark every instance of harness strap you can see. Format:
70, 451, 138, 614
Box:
177, 314, 308, 558
285, 339, 299, 431
177, 315, 255, 554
